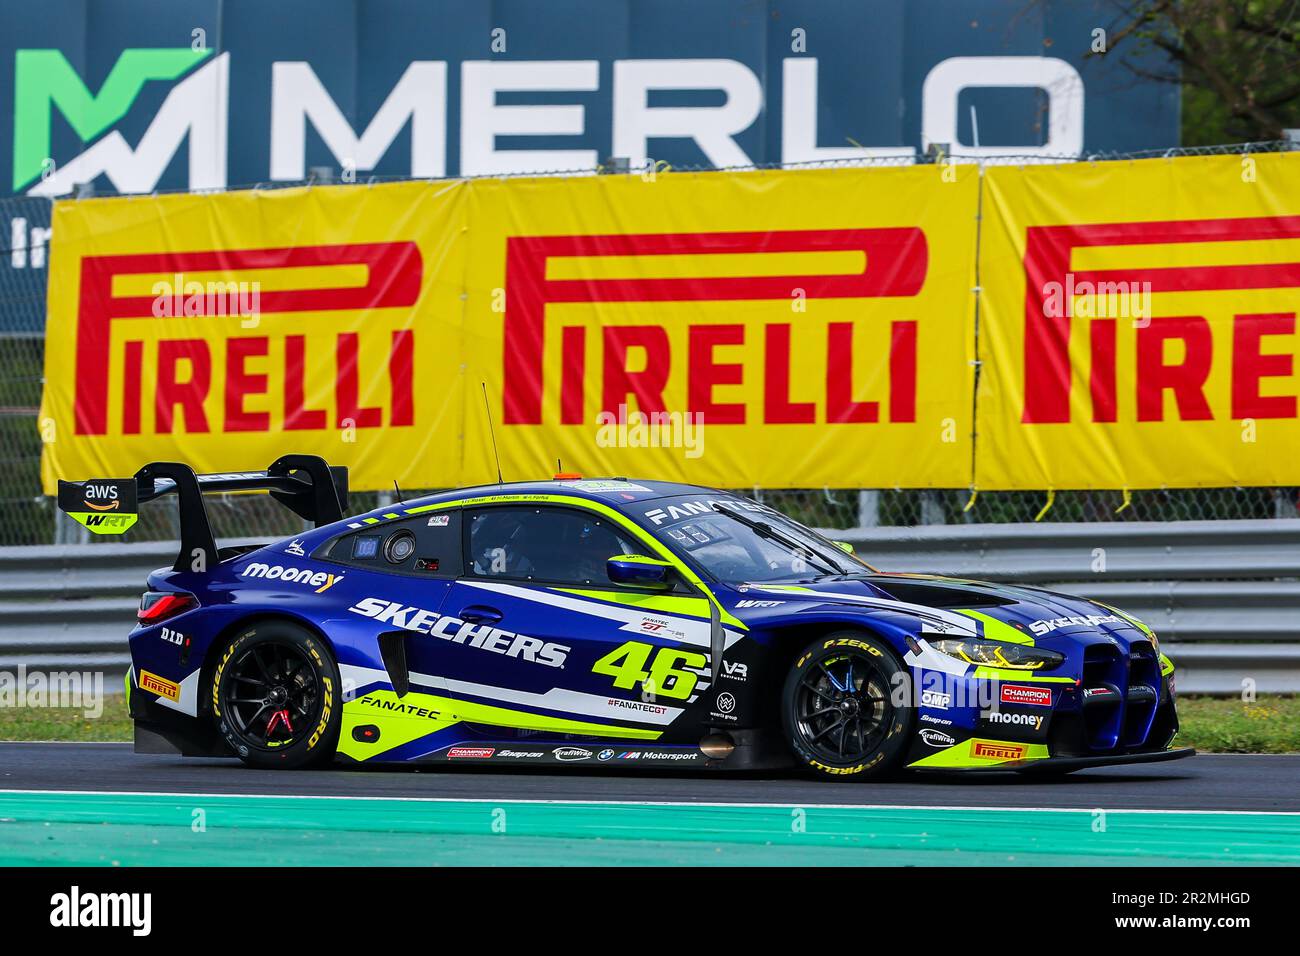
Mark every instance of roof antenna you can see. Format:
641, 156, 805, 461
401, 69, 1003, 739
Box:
392, 479, 404, 504
482, 382, 504, 484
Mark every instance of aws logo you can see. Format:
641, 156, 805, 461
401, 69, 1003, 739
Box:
14, 46, 220, 196
55, 476, 138, 536
81, 482, 122, 510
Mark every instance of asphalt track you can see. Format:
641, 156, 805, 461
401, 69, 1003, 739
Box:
0, 744, 1297, 865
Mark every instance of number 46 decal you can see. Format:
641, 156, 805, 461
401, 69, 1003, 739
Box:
592, 641, 706, 700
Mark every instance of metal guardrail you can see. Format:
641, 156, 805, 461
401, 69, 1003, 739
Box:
2, 519, 1297, 693
836, 519, 1300, 695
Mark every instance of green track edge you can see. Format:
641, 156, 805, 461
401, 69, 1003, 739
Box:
0, 792, 1296, 866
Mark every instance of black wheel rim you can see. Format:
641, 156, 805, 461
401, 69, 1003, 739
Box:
221, 643, 321, 751
794, 651, 893, 765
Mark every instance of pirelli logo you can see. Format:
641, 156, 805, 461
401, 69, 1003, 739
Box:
139, 670, 181, 702
971, 740, 1027, 761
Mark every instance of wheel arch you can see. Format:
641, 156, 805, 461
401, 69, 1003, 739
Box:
197, 610, 337, 718
752, 617, 908, 734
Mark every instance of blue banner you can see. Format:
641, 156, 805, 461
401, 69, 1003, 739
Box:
0, 0, 1178, 196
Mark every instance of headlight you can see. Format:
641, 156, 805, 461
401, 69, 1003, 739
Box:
929, 638, 1065, 671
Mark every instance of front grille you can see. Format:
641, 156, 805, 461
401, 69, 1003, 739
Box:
1081, 645, 1124, 750
1122, 641, 1161, 746
1077, 641, 1162, 752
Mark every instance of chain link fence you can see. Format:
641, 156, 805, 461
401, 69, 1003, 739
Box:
2, 142, 1297, 546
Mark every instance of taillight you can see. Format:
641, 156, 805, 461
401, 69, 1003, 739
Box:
138, 591, 198, 623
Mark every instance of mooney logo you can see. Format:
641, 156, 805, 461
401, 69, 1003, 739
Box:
501, 228, 925, 426
71, 243, 420, 437
1022, 215, 1300, 425
241, 563, 344, 593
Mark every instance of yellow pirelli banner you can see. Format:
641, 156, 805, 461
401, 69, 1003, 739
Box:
977, 152, 1300, 490
39, 166, 978, 492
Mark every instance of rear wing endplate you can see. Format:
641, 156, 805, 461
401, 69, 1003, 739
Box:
56, 454, 349, 573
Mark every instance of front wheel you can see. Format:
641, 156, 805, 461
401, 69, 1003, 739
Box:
211, 621, 341, 769
781, 631, 912, 780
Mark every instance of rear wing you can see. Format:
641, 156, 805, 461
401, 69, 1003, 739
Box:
56, 455, 349, 573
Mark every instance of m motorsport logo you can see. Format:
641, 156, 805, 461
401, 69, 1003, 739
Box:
14, 47, 221, 196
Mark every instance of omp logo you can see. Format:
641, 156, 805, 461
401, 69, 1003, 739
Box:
70, 243, 420, 437
501, 229, 925, 426
348, 597, 569, 668
15, 48, 222, 195
971, 740, 1027, 760
139, 670, 180, 702
921, 690, 952, 709
241, 563, 343, 593
1022, 216, 1300, 425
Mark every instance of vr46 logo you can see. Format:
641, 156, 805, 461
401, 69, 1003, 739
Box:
592, 641, 706, 701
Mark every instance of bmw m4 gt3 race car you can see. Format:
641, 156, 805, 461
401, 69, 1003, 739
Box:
59, 456, 1191, 779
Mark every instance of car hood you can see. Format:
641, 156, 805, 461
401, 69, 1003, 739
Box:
732, 573, 1152, 648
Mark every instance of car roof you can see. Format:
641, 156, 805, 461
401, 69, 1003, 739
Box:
396, 477, 729, 512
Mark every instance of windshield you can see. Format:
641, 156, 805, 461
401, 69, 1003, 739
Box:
635, 495, 875, 584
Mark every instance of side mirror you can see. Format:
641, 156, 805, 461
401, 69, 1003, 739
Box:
607, 554, 675, 590
833, 540, 856, 555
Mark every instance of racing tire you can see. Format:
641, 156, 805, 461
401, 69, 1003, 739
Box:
211, 621, 341, 769
781, 630, 913, 780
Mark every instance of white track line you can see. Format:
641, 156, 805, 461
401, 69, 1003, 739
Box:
0, 787, 1296, 816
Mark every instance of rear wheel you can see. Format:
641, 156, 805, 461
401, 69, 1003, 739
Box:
211, 621, 341, 769
781, 631, 912, 779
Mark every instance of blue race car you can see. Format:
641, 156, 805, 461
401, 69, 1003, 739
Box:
58, 456, 1191, 778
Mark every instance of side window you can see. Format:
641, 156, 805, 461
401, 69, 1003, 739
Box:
465, 506, 651, 586
321, 510, 463, 577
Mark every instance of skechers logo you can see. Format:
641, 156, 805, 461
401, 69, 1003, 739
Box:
241, 563, 342, 593
348, 597, 569, 668
1029, 614, 1122, 636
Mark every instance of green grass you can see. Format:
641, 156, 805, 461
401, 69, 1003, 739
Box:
0, 694, 1296, 753
1173, 695, 1300, 754
0, 694, 132, 741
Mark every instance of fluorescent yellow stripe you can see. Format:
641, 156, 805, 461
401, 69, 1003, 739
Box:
556, 587, 712, 620
340, 688, 661, 763
957, 609, 1035, 645
971, 667, 1076, 683
908, 739, 1050, 769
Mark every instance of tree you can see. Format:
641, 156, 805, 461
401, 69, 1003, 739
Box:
1098, 0, 1300, 144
